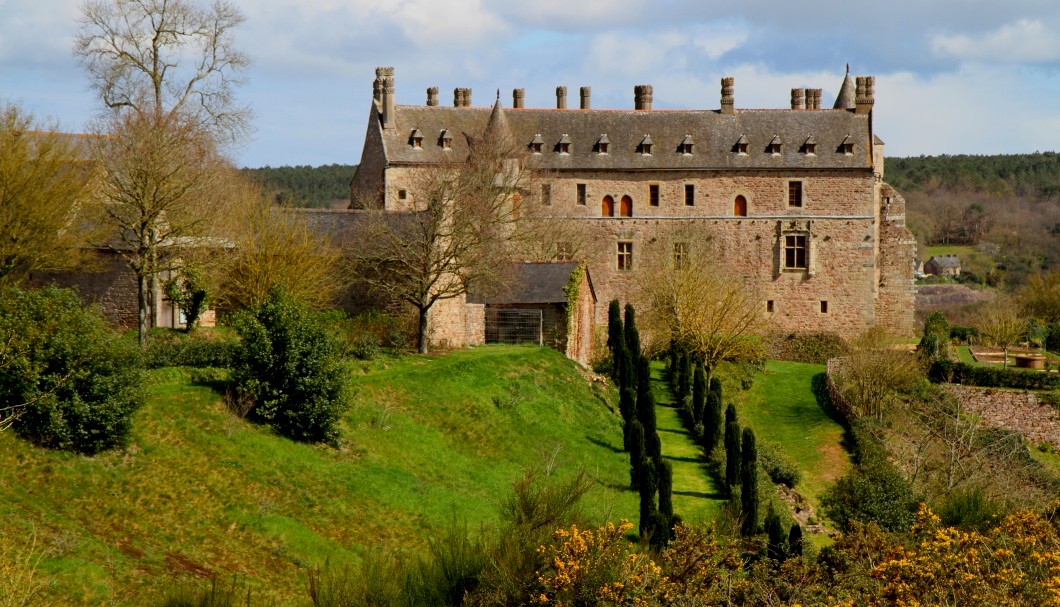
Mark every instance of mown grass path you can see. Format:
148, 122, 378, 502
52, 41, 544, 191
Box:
648, 362, 727, 523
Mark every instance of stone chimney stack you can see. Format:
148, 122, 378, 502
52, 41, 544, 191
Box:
373, 69, 384, 104
720, 77, 734, 115
513, 88, 525, 109
556, 86, 567, 109
580, 86, 591, 110
855, 76, 875, 115
426, 86, 439, 106
634, 84, 653, 111
806, 88, 822, 110
791, 88, 805, 110
378, 67, 395, 129
453, 87, 472, 107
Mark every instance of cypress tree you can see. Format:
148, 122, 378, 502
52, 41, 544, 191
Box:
637, 455, 658, 538
787, 523, 804, 557
620, 387, 636, 451
709, 377, 722, 400
607, 299, 624, 383
764, 505, 785, 561
657, 457, 674, 519
692, 364, 706, 429
740, 427, 759, 537
636, 356, 662, 459
668, 340, 678, 387
624, 303, 641, 375
724, 404, 741, 490
675, 352, 689, 407
628, 420, 645, 489
704, 390, 723, 454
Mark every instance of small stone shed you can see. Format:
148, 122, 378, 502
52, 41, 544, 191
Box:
469, 262, 596, 365
925, 255, 961, 277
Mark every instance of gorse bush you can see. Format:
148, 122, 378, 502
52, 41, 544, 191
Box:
232, 287, 347, 443
0, 286, 142, 454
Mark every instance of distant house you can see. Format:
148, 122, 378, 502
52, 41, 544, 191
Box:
913, 258, 926, 279
925, 255, 961, 277
468, 262, 596, 365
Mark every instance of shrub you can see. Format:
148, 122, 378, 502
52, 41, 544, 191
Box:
142, 331, 237, 368
740, 428, 759, 537
929, 360, 1060, 390
949, 324, 979, 344
765, 331, 849, 364
758, 439, 802, 488
318, 309, 411, 360
232, 288, 347, 443
0, 287, 142, 454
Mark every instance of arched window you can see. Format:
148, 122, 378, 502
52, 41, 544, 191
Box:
619, 195, 633, 217
734, 195, 747, 217
602, 195, 615, 217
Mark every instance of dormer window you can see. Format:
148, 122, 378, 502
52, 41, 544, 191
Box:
803, 136, 817, 155
639, 134, 653, 155
410, 128, 424, 149
439, 129, 453, 151
596, 134, 610, 154
558, 133, 571, 155
768, 135, 782, 155
840, 135, 854, 155
530, 133, 544, 154
680, 135, 694, 155
735, 135, 749, 155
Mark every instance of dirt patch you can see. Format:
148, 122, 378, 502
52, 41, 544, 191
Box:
164, 551, 214, 578
814, 441, 852, 484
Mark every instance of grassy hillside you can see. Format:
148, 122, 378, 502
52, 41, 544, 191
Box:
0, 346, 637, 606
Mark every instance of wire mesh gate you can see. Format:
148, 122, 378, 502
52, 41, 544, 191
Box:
484, 308, 543, 346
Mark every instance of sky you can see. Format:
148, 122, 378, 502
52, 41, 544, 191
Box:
3, 0, 1059, 168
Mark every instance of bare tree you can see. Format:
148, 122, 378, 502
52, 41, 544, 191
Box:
833, 327, 923, 421
75, 0, 251, 141
639, 229, 771, 385
0, 104, 96, 282
353, 134, 528, 354
88, 110, 242, 344
974, 296, 1027, 367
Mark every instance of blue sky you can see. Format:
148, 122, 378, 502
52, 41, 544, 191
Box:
3, 0, 1059, 168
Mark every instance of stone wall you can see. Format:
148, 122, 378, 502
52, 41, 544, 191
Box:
942, 385, 1060, 449
565, 266, 596, 365
28, 252, 138, 327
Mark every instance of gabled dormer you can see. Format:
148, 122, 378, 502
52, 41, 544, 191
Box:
530, 133, 544, 154
557, 133, 571, 155
595, 134, 610, 154
839, 135, 854, 155
439, 129, 453, 151
734, 134, 749, 155
680, 135, 694, 155
638, 134, 653, 155
409, 128, 423, 149
802, 136, 817, 155
767, 135, 782, 155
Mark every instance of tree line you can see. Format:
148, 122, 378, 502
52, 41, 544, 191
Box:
241, 164, 358, 208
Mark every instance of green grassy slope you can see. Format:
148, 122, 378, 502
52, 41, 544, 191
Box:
0, 346, 637, 606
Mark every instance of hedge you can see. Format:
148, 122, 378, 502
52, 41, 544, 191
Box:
929, 360, 1060, 391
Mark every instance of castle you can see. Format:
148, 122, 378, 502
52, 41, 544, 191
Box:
349, 67, 916, 354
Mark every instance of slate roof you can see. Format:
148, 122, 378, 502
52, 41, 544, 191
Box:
468, 261, 588, 305
375, 104, 874, 171
927, 255, 961, 269
833, 69, 856, 110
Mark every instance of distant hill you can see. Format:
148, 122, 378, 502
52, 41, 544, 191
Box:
241, 164, 357, 208
886, 152, 1060, 198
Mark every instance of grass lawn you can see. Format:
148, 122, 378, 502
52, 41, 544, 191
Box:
0, 345, 637, 607
955, 345, 978, 364
648, 363, 727, 524
732, 361, 852, 508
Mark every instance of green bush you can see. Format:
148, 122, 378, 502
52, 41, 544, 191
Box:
0, 287, 142, 454
758, 439, 802, 488
318, 309, 411, 360
232, 288, 348, 443
929, 360, 1060, 390
142, 332, 237, 368
765, 332, 849, 364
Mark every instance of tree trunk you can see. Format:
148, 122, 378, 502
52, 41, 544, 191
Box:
417, 306, 430, 355
137, 272, 149, 347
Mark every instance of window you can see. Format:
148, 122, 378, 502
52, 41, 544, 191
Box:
766, 300, 774, 313
684, 184, 695, 206
840, 135, 854, 155
577, 183, 586, 205
530, 133, 544, 154
788, 181, 803, 207
784, 234, 808, 269
558, 134, 571, 155
440, 129, 452, 150
735, 135, 749, 155
602, 195, 615, 217
617, 242, 633, 271
673, 242, 688, 269
803, 136, 817, 155
681, 135, 694, 155
619, 195, 633, 217
410, 129, 423, 149
597, 134, 610, 154
649, 184, 659, 207
556, 242, 573, 261
639, 135, 653, 155
734, 194, 747, 216
820, 300, 829, 314
599, 142, 609, 154
541, 184, 551, 206
398, 189, 408, 201
768, 135, 782, 155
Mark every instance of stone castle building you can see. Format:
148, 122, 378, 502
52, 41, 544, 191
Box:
350, 67, 916, 351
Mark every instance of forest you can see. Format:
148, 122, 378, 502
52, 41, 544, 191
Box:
241, 164, 357, 208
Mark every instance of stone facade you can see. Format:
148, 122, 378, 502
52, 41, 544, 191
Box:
350, 66, 917, 351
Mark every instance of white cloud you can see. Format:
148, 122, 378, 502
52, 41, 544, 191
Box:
499, 0, 646, 29
932, 18, 1060, 64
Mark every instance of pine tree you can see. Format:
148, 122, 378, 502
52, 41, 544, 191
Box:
657, 457, 674, 519
787, 523, 804, 557
740, 427, 759, 537
724, 403, 741, 490
764, 505, 785, 561
692, 364, 706, 429
636, 356, 661, 459
637, 455, 659, 539
628, 420, 646, 490
620, 387, 636, 451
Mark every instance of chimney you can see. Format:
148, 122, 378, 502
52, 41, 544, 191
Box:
634, 84, 653, 111
791, 88, 804, 110
720, 77, 734, 115
556, 86, 567, 109
426, 86, 438, 107
807, 88, 822, 110
454, 87, 472, 107
513, 88, 525, 109
373, 69, 384, 104
580, 86, 591, 110
464, 88, 472, 107
855, 76, 875, 115
378, 67, 395, 129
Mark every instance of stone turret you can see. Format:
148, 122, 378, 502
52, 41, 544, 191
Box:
834, 64, 856, 109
